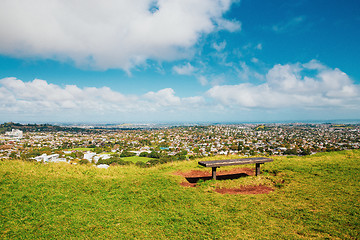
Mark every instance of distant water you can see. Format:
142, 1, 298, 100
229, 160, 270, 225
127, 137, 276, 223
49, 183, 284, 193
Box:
217, 119, 360, 125
17, 119, 360, 127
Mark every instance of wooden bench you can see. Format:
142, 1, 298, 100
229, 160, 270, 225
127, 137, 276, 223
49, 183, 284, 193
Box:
198, 157, 273, 180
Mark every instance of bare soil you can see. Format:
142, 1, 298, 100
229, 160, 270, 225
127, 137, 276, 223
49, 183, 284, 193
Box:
215, 185, 273, 195
174, 167, 273, 195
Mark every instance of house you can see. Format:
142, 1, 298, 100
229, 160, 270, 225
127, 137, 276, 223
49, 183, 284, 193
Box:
5, 129, 23, 139
33, 153, 68, 163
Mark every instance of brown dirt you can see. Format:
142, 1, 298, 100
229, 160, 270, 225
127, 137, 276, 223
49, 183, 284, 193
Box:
215, 185, 273, 195
174, 167, 274, 195
179, 182, 197, 187
174, 167, 254, 178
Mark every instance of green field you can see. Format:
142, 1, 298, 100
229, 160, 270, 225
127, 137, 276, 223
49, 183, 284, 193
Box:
1, 150, 359, 239
66, 147, 94, 152
122, 156, 152, 163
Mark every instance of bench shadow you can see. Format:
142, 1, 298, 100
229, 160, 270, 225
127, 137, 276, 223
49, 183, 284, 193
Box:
185, 173, 249, 183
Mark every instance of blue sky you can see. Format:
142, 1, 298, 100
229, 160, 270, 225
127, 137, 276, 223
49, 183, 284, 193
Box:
0, 0, 360, 123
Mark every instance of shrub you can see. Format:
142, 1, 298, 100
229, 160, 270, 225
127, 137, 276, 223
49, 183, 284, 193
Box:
120, 151, 136, 158
148, 151, 161, 159
97, 157, 131, 166
135, 161, 149, 168
79, 159, 89, 165
139, 152, 149, 157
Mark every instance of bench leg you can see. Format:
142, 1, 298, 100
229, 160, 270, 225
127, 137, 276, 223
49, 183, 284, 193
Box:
255, 163, 261, 176
212, 167, 217, 180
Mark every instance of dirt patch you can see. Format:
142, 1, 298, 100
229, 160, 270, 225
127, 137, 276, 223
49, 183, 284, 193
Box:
215, 185, 273, 195
180, 182, 196, 187
175, 168, 254, 183
174, 167, 273, 194
174, 167, 254, 178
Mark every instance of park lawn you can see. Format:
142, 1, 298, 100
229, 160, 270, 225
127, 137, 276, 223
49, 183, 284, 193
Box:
122, 156, 152, 163
66, 147, 94, 152
0, 150, 359, 239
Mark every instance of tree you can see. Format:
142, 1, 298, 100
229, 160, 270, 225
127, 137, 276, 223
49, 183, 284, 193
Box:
120, 151, 136, 157
148, 151, 161, 159
139, 152, 149, 157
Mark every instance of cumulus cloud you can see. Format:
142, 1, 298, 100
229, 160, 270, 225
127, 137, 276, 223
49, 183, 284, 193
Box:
0, 0, 240, 71
207, 60, 360, 109
0, 77, 137, 113
0, 77, 204, 117
173, 63, 197, 75
143, 88, 205, 112
1, 60, 359, 122
144, 88, 181, 107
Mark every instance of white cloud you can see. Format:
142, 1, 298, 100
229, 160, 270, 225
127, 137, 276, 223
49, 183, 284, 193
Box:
1, 60, 359, 122
144, 88, 181, 107
0, 77, 135, 113
234, 61, 264, 81
213, 40, 227, 52
236, 62, 251, 81
197, 76, 209, 86
272, 16, 306, 33
215, 18, 241, 32
210, 74, 226, 86
173, 63, 197, 75
255, 43, 262, 50
207, 60, 360, 109
302, 59, 326, 70
251, 57, 259, 63
0, 0, 240, 71
143, 88, 205, 112
0, 77, 205, 119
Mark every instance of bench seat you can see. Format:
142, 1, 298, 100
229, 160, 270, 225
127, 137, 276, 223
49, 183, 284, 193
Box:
198, 157, 273, 180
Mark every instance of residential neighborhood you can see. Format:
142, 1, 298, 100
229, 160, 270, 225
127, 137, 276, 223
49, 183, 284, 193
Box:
1, 123, 359, 167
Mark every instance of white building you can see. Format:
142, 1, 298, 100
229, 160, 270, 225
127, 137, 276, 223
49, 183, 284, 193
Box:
84, 152, 111, 163
33, 154, 68, 163
5, 129, 23, 139
97, 164, 109, 169
84, 152, 97, 162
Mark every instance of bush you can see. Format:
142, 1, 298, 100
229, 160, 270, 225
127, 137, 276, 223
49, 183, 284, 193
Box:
120, 151, 136, 158
139, 152, 149, 157
135, 161, 149, 168
79, 159, 89, 165
148, 151, 161, 159
97, 157, 131, 166
147, 159, 160, 166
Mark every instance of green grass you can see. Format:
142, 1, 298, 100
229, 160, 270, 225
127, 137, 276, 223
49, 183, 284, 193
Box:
66, 147, 94, 151
122, 156, 152, 163
0, 150, 359, 239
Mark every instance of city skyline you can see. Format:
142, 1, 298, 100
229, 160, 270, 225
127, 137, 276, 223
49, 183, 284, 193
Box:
1, 0, 360, 123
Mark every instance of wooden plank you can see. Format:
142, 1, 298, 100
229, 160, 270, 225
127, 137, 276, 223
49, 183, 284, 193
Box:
198, 157, 273, 168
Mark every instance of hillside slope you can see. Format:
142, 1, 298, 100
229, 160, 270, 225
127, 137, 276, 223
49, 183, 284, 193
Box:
1, 151, 359, 239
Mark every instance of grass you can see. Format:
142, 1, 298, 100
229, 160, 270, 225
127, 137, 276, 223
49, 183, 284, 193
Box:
66, 147, 94, 151
122, 156, 152, 163
0, 150, 359, 239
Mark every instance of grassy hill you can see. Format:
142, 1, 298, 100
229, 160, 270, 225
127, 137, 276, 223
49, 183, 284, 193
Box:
1, 150, 359, 239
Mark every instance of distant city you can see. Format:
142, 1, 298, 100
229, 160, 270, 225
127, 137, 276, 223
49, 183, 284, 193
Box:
1, 122, 359, 168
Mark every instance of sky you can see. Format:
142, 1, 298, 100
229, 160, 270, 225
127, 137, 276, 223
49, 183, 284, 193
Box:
1, 0, 360, 123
